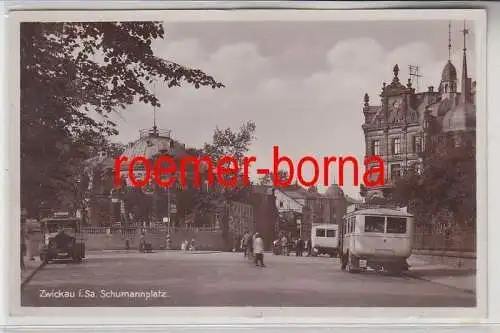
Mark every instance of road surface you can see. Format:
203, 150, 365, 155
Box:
21, 251, 475, 307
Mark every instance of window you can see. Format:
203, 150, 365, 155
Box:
326, 229, 336, 237
392, 138, 401, 155
316, 228, 326, 237
350, 217, 355, 233
364, 216, 385, 233
371, 140, 380, 156
391, 164, 401, 181
412, 136, 422, 153
279, 201, 283, 208
386, 217, 407, 234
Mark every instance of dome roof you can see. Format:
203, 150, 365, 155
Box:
442, 102, 476, 132
120, 128, 189, 171
325, 184, 344, 199
441, 60, 457, 82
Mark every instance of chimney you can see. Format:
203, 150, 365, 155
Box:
428, 86, 434, 93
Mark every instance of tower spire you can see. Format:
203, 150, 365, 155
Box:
448, 21, 452, 61
460, 20, 470, 103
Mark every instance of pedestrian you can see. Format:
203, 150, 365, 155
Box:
280, 234, 288, 256
242, 231, 251, 258
247, 233, 254, 260
254, 233, 265, 267
306, 237, 312, 256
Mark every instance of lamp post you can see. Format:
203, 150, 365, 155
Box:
297, 218, 302, 239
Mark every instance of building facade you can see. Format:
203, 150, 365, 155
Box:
362, 24, 476, 201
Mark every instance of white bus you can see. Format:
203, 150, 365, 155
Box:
311, 224, 339, 257
339, 205, 413, 274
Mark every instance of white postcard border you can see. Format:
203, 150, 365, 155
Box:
3, 6, 489, 326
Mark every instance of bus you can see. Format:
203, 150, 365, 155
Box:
339, 204, 413, 274
310, 224, 339, 257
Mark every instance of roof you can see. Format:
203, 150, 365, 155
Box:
119, 128, 190, 171
325, 184, 344, 199
348, 207, 413, 217
312, 224, 339, 229
441, 60, 458, 82
345, 195, 363, 204
251, 185, 273, 195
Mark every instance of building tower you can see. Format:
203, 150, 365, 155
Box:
439, 22, 458, 99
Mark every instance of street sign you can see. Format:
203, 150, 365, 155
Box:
163, 217, 170, 223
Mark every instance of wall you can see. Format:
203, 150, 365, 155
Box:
413, 208, 476, 252
83, 228, 226, 251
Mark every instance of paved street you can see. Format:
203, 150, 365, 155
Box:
21, 251, 475, 307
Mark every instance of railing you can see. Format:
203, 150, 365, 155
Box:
82, 225, 221, 235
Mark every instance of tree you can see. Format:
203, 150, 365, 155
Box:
393, 138, 476, 227
258, 173, 272, 186
203, 121, 256, 166
21, 22, 224, 216
258, 169, 289, 187
199, 122, 257, 245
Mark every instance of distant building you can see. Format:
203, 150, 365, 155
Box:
271, 183, 348, 240
361, 23, 476, 201
82, 125, 210, 226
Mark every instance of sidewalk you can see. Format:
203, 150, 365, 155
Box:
406, 257, 476, 293
21, 256, 45, 287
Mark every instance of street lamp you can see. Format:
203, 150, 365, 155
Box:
297, 218, 302, 239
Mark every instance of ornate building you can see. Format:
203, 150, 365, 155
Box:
82, 124, 214, 226
362, 23, 476, 201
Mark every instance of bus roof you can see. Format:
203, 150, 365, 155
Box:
311, 224, 338, 229
345, 207, 413, 218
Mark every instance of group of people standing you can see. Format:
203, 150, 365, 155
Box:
273, 234, 312, 256
241, 231, 265, 267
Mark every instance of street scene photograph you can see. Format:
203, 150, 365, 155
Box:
15, 11, 482, 309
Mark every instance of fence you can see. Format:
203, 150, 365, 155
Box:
82, 225, 221, 235
413, 227, 476, 252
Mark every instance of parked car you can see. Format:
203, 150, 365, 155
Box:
39, 215, 85, 263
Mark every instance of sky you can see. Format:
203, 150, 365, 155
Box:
107, 19, 477, 199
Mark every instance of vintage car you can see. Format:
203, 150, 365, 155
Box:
39, 215, 86, 263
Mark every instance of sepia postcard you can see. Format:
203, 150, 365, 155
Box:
7, 7, 487, 325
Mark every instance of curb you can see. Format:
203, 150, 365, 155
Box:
87, 249, 224, 254
404, 272, 475, 294
21, 261, 46, 289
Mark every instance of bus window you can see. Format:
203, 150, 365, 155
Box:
387, 217, 407, 234
364, 216, 385, 233
316, 228, 326, 237
326, 229, 336, 237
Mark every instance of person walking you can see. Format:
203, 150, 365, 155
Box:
242, 231, 251, 258
247, 232, 254, 260
254, 233, 265, 267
